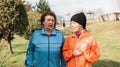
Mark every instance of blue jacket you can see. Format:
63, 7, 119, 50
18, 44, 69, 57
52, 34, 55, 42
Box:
25, 27, 66, 67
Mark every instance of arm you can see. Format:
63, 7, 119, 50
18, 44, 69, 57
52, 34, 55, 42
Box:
60, 53, 66, 67
62, 38, 73, 62
83, 37, 100, 62
61, 35, 66, 67
24, 34, 35, 67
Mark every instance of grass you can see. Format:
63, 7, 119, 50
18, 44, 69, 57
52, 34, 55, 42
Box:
0, 36, 28, 67
87, 21, 120, 67
0, 21, 120, 67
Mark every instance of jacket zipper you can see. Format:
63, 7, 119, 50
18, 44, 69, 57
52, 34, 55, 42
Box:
76, 57, 78, 67
48, 36, 50, 67
76, 38, 80, 67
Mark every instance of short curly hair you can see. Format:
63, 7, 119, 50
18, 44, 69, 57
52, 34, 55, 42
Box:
40, 10, 57, 28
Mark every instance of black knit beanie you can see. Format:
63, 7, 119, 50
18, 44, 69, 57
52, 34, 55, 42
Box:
71, 12, 86, 29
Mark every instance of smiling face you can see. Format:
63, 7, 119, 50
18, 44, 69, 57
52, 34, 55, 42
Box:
43, 15, 55, 31
71, 21, 83, 33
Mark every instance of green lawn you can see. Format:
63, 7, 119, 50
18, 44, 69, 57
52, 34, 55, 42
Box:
0, 21, 120, 67
87, 21, 120, 67
0, 36, 28, 67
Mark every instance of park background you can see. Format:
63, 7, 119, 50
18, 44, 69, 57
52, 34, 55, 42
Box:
0, 0, 120, 67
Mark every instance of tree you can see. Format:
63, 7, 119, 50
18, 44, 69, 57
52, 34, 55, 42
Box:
0, 0, 29, 54
36, 0, 51, 13
25, 11, 41, 40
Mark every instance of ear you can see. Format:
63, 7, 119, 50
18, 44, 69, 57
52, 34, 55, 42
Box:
42, 22, 45, 25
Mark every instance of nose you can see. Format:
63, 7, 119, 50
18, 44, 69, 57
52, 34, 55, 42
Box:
49, 19, 54, 23
50, 20, 53, 23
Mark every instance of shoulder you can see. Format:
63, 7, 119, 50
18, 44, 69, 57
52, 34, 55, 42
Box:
33, 29, 41, 33
65, 33, 73, 39
87, 34, 97, 42
31, 29, 41, 36
55, 28, 61, 32
55, 29, 64, 35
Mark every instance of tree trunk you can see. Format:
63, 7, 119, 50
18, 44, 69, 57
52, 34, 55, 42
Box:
8, 41, 14, 54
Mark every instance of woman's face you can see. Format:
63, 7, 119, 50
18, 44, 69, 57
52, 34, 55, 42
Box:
71, 21, 83, 33
43, 15, 55, 31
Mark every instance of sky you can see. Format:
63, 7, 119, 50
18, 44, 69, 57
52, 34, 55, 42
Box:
24, 0, 120, 17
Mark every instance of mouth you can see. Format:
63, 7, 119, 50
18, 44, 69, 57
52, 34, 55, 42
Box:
48, 24, 53, 27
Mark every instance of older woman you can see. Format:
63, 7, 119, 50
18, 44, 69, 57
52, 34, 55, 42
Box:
62, 12, 100, 67
25, 11, 66, 67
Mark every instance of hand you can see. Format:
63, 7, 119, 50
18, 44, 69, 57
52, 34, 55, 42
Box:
73, 49, 82, 56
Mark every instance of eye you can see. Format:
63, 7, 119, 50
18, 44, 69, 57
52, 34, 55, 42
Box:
51, 19, 55, 22
47, 19, 55, 22
71, 21, 76, 25
47, 19, 51, 21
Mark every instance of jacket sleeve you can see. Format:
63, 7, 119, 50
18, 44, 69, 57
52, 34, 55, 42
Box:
24, 34, 35, 67
61, 35, 66, 67
83, 37, 100, 62
60, 54, 66, 67
62, 38, 73, 62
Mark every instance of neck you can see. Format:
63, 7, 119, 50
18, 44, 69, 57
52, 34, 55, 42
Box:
74, 29, 85, 38
45, 28, 52, 35
74, 31, 81, 38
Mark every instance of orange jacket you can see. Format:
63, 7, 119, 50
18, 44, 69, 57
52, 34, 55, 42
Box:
62, 30, 100, 67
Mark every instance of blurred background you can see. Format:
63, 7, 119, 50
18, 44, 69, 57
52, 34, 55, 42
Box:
0, 0, 120, 67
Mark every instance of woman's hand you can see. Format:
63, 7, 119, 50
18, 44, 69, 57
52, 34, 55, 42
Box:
73, 48, 82, 56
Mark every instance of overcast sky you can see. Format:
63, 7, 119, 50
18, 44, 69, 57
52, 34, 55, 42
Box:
25, 0, 120, 16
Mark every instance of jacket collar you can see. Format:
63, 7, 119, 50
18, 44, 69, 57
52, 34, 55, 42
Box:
41, 27, 56, 35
